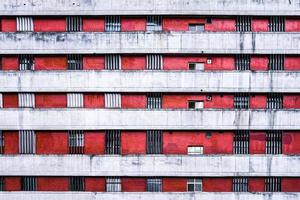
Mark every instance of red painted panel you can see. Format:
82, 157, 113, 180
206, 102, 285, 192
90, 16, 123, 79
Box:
282, 178, 300, 192
121, 17, 146, 31
121, 131, 146, 155
205, 18, 236, 32
286, 18, 300, 32
3, 93, 18, 108
3, 131, 19, 154
249, 178, 265, 192
37, 177, 68, 191
205, 56, 235, 70
2, 56, 18, 70
36, 131, 68, 154
83, 56, 105, 70
35, 56, 67, 70
122, 56, 146, 70
284, 95, 300, 109
163, 17, 205, 31
83, 17, 105, 32
249, 131, 266, 154
34, 18, 66, 32
252, 18, 269, 32
35, 93, 67, 108
122, 94, 146, 109
122, 178, 146, 192
85, 131, 105, 155
163, 131, 233, 154
162, 178, 186, 192
203, 178, 232, 192
250, 56, 269, 71
283, 132, 300, 154
4, 177, 21, 191
1, 18, 16, 32
250, 95, 267, 109
84, 93, 105, 108
85, 177, 106, 192
284, 56, 300, 70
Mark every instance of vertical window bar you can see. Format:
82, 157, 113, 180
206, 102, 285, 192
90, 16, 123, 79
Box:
234, 130, 249, 154
67, 93, 83, 108
234, 93, 250, 109
265, 177, 281, 192
146, 16, 162, 31
146, 130, 162, 154
267, 93, 283, 109
67, 54, 83, 70
105, 16, 121, 32
0, 131, 3, 154
66, 16, 82, 32
147, 178, 162, 192
69, 177, 84, 191
269, 16, 285, 32
19, 131, 35, 154
147, 93, 162, 109
19, 55, 34, 70
233, 177, 248, 192
269, 55, 284, 71
0, 177, 4, 191
68, 130, 84, 154
105, 130, 121, 154
21, 177, 36, 191
105, 55, 121, 70
106, 177, 121, 192
266, 130, 282, 154
236, 16, 252, 32
146, 55, 163, 70
16, 17, 33, 32
104, 93, 121, 108
236, 54, 250, 70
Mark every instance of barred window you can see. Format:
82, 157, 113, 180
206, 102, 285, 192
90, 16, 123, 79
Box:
105, 93, 121, 108
146, 130, 162, 154
21, 177, 37, 191
147, 93, 162, 109
233, 177, 248, 192
68, 130, 84, 154
69, 177, 85, 191
16, 17, 33, 32
187, 146, 203, 155
268, 55, 284, 71
189, 62, 204, 70
146, 16, 162, 31
236, 55, 250, 70
67, 54, 83, 70
0, 177, 4, 191
105, 55, 121, 70
19, 130, 36, 154
234, 93, 249, 109
236, 16, 252, 32
187, 178, 202, 192
265, 177, 281, 192
106, 177, 121, 192
67, 93, 83, 108
66, 16, 82, 32
105, 130, 121, 154
0, 93, 2, 108
269, 16, 285, 32
146, 55, 163, 70
233, 130, 249, 154
188, 101, 204, 109
105, 16, 121, 32
147, 178, 162, 192
266, 130, 282, 155
188, 24, 204, 32
0, 131, 3, 154
18, 93, 35, 108
19, 55, 34, 70
267, 93, 283, 109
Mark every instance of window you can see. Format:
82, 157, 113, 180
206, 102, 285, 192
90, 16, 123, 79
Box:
19, 130, 36, 154
69, 177, 85, 191
187, 178, 202, 192
106, 177, 121, 192
268, 55, 284, 71
269, 16, 285, 32
188, 101, 204, 109
146, 130, 162, 154
16, 17, 33, 32
265, 177, 281, 192
188, 24, 205, 32
68, 130, 84, 154
189, 62, 204, 70
146, 16, 162, 31
147, 93, 162, 109
105, 16, 121, 32
0, 177, 4, 191
233, 177, 248, 192
21, 177, 37, 191
146, 55, 163, 70
66, 16, 82, 32
235, 54, 250, 70
0, 93, 2, 108
266, 130, 282, 154
19, 55, 34, 70
18, 93, 35, 108
267, 93, 283, 109
105, 93, 121, 108
187, 146, 203, 155
67, 93, 83, 108
147, 178, 162, 192
234, 93, 249, 109
105, 55, 121, 70
236, 16, 252, 32
206, 17, 212, 24
67, 54, 83, 70
105, 130, 121, 154
233, 130, 249, 154
0, 131, 3, 154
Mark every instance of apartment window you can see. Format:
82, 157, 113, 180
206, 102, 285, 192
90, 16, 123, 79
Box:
187, 146, 203, 155
147, 93, 162, 109
21, 177, 37, 191
105, 16, 121, 32
189, 62, 204, 70
233, 177, 248, 192
106, 177, 121, 192
146, 55, 163, 70
268, 55, 284, 71
146, 130, 162, 154
19, 55, 34, 70
0, 177, 4, 191
105, 54, 121, 70
236, 16, 252, 32
66, 16, 82, 32
105, 130, 121, 154
266, 130, 282, 154
236, 54, 250, 70
233, 130, 249, 154
269, 16, 285, 32
18, 93, 35, 108
0, 131, 3, 154
147, 178, 162, 192
69, 177, 85, 191
188, 101, 204, 109
0, 93, 2, 108
265, 177, 281, 192
146, 16, 162, 31
105, 93, 121, 108
68, 130, 84, 154
16, 17, 33, 32
19, 130, 36, 154
67, 93, 83, 108
187, 178, 202, 192
267, 93, 283, 109
188, 24, 205, 32
67, 54, 83, 70
234, 93, 250, 109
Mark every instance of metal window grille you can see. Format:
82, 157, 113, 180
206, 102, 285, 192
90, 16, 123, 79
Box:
268, 55, 285, 71
188, 24, 205, 32
187, 146, 203, 155
147, 93, 162, 109
66, 16, 82, 32
105, 16, 121, 32
0, 131, 3, 154
0, 93, 2, 108
19, 55, 34, 70
0, 177, 4, 191
146, 130, 162, 154
147, 178, 162, 192
104, 93, 121, 108
269, 16, 285, 32
236, 55, 251, 70
16, 17, 33, 32
234, 93, 250, 109
67, 55, 83, 70
189, 63, 204, 70
266, 130, 282, 155
105, 130, 121, 154
233, 177, 248, 192
187, 178, 202, 192
18, 93, 35, 108
105, 55, 121, 70
106, 177, 121, 192
146, 16, 162, 31
233, 130, 249, 154
69, 177, 85, 191
236, 16, 252, 32
188, 101, 204, 109
67, 93, 83, 108
68, 130, 84, 154
146, 55, 163, 70
265, 177, 281, 192
267, 93, 283, 109
19, 130, 36, 154
21, 177, 37, 191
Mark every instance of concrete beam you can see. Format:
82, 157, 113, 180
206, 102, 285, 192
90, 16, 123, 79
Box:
1, 71, 299, 93
0, 32, 299, 54
1, 155, 299, 177
0, 109, 299, 130
0, 0, 299, 16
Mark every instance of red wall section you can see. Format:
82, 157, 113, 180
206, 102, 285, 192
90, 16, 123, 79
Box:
83, 17, 105, 32
34, 18, 66, 32
250, 95, 267, 109
285, 56, 300, 70
249, 131, 266, 154
121, 131, 146, 155
85, 131, 105, 154
249, 178, 265, 192
205, 56, 235, 70
163, 17, 205, 31
35, 93, 67, 108
3, 93, 18, 108
286, 18, 300, 32
205, 18, 236, 32
1, 18, 16, 32
122, 56, 146, 70
252, 18, 269, 32
284, 95, 300, 109
35, 56, 67, 70
37, 177, 68, 191
122, 178, 146, 192
36, 131, 68, 154
203, 178, 232, 192
122, 94, 146, 109
251, 56, 269, 71
4, 177, 21, 191
84, 93, 105, 108
83, 56, 105, 70
121, 17, 146, 32
3, 131, 19, 154
163, 178, 186, 192
2, 56, 18, 70
283, 132, 300, 154
163, 131, 233, 154
85, 177, 106, 192
282, 178, 300, 192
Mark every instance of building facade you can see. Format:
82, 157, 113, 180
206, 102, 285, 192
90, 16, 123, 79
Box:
0, 0, 300, 199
